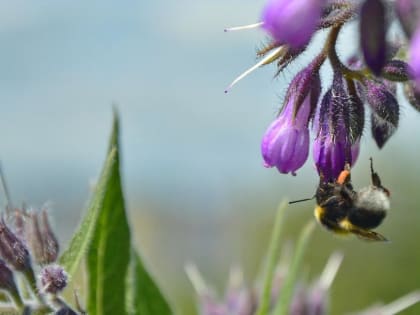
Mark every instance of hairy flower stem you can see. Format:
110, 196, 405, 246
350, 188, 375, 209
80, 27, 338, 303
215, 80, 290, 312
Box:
324, 25, 366, 82
23, 268, 52, 313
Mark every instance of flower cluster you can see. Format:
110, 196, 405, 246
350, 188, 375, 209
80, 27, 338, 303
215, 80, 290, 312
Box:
188, 253, 420, 315
226, 0, 420, 182
0, 207, 80, 314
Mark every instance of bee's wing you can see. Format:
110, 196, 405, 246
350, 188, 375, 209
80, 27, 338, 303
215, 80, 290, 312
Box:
350, 227, 389, 242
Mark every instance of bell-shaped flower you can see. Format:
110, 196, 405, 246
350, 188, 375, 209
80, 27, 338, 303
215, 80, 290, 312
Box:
261, 94, 311, 175
262, 61, 322, 175
261, 0, 323, 49
313, 89, 361, 182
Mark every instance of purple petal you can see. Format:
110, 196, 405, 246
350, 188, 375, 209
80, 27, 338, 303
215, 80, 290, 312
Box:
261, 0, 323, 48
409, 27, 420, 83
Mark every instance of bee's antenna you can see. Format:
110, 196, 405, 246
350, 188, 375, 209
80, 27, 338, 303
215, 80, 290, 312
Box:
288, 196, 315, 204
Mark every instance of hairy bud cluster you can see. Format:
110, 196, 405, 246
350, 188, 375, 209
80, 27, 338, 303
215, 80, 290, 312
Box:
0, 208, 78, 314
226, 0, 420, 180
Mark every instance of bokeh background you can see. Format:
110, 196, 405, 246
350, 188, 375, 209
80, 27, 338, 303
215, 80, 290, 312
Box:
0, 1, 420, 314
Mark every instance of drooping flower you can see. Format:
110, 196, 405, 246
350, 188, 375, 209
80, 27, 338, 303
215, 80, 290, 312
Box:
261, 0, 323, 49
261, 99, 310, 175
313, 75, 363, 182
364, 80, 399, 148
359, 0, 387, 75
261, 62, 321, 175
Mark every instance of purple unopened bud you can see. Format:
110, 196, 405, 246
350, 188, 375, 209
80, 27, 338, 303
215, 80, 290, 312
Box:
0, 219, 31, 271
261, 0, 323, 48
395, 0, 420, 38
289, 284, 307, 315
26, 210, 59, 264
409, 27, 420, 84
306, 286, 328, 315
0, 259, 19, 295
365, 80, 399, 148
382, 60, 411, 82
55, 307, 78, 315
40, 264, 68, 294
360, 0, 387, 75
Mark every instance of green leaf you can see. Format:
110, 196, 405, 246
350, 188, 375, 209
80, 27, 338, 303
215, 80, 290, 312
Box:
272, 221, 315, 315
126, 249, 172, 315
87, 113, 131, 315
255, 201, 287, 315
59, 147, 117, 278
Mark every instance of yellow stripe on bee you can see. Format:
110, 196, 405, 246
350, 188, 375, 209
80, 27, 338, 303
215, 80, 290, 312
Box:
314, 206, 325, 223
339, 218, 356, 232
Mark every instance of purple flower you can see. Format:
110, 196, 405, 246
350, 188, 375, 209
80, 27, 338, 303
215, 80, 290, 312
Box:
313, 132, 360, 182
313, 89, 360, 181
261, 61, 321, 175
261, 0, 323, 48
261, 94, 310, 175
409, 27, 420, 85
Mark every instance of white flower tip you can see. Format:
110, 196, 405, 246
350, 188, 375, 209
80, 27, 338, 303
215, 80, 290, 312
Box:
228, 266, 244, 289
224, 22, 263, 33
319, 252, 344, 290
185, 262, 208, 295
379, 291, 420, 315
225, 46, 284, 92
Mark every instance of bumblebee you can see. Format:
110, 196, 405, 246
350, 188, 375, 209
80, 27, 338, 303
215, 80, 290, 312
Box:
314, 158, 390, 241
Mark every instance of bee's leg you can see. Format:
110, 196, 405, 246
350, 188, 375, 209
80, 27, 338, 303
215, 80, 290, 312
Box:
350, 226, 389, 242
370, 157, 381, 187
370, 157, 390, 196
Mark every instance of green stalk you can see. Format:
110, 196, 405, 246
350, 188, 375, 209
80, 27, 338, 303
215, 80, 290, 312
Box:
272, 221, 315, 315
255, 201, 287, 315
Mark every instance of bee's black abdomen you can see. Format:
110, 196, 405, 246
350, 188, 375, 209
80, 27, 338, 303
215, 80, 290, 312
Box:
348, 207, 386, 229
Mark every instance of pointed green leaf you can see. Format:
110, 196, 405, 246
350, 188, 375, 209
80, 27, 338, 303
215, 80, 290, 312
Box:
126, 249, 172, 315
59, 147, 117, 278
87, 113, 131, 315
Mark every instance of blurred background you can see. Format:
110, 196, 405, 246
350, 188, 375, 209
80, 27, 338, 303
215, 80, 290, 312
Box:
0, 1, 420, 314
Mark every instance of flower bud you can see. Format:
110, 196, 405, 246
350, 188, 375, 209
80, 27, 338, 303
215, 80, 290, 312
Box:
40, 264, 68, 294
26, 210, 59, 265
382, 60, 411, 82
0, 219, 31, 271
0, 259, 19, 296
360, 0, 387, 75
365, 80, 399, 148
55, 307, 78, 315
261, 0, 323, 48
395, 0, 420, 38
